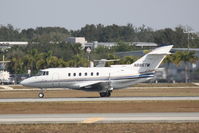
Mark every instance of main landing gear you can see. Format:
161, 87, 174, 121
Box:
38, 88, 45, 98
99, 90, 112, 97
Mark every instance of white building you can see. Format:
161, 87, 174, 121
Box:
85, 41, 117, 49
0, 42, 28, 47
131, 42, 158, 47
85, 41, 157, 49
66, 37, 87, 47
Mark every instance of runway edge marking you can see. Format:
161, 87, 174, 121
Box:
81, 117, 104, 123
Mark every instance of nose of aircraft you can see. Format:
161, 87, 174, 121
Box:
20, 79, 29, 86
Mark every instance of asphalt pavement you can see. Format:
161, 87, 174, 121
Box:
0, 113, 199, 124
0, 96, 199, 102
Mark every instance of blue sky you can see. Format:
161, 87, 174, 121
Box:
0, 0, 199, 31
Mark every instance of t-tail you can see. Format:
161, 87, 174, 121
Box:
131, 45, 173, 74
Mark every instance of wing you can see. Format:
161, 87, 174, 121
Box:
78, 81, 105, 88
78, 81, 112, 92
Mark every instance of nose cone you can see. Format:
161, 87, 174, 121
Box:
20, 79, 30, 86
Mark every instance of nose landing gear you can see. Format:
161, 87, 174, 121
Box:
38, 88, 45, 98
38, 92, 44, 98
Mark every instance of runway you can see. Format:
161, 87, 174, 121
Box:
0, 96, 199, 102
0, 113, 199, 124
1, 86, 199, 91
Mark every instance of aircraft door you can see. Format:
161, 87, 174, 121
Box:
41, 71, 49, 88
52, 73, 60, 88
108, 72, 113, 91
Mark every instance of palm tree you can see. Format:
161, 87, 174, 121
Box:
70, 43, 83, 56
28, 49, 39, 73
163, 54, 175, 81
68, 55, 89, 67
46, 56, 59, 68
172, 51, 198, 83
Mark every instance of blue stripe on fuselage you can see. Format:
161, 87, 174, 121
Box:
33, 73, 155, 84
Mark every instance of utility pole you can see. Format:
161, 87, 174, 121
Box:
184, 26, 195, 83
86, 47, 92, 67
185, 25, 195, 51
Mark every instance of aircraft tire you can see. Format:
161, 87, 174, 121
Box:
100, 91, 111, 97
107, 91, 111, 97
38, 93, 44, 98
99, 92, 107, 97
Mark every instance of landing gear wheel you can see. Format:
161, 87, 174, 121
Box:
100, 92, 107, 97
99, 91, 111, 97
107, 91, 111, 97
38, 92, 44, 98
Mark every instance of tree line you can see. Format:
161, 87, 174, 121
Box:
4, 42, 138, 74
1, 24, 199, 48
0, 24, 199, 77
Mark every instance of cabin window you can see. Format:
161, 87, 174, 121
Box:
36, 71, 49, 76
45, 71, 49, 75
73, 73, 76, 76
68, 73, 71, 77
96, 72, 99, 76
91, 72, 93, 76
85, 72, 87, 76
79, 73, 81, 76
42, 71, 49, 76
36, 71, 43, 76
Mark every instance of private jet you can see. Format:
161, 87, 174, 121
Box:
21, 45, 173, 98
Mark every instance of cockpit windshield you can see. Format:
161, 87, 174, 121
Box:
36, 71, 49, 76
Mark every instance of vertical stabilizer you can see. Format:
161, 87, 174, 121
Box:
131, 45, 173, 73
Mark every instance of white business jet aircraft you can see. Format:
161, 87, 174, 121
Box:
21, 45, 173, 98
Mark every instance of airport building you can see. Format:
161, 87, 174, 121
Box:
131, 42, 158, 48
84, 41, 158, 49
85, 41, 117, 49
0, 42, 28, 47
67, 37, 158, 49
66, 37, 87, 47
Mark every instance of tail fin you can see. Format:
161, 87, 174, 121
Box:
131, 45, 173, 73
